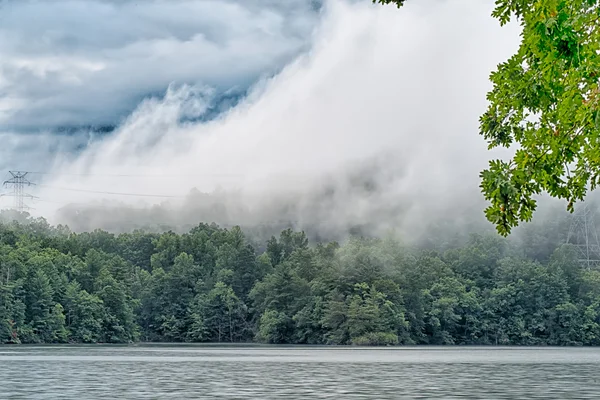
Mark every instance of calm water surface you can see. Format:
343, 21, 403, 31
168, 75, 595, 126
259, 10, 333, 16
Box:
1, 345, 599, 399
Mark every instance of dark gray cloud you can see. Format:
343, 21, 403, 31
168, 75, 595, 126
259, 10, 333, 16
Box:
0, 0, 319, 130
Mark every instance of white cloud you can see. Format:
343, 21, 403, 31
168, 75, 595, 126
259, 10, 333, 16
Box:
22, 0, 521, 239
0, 0, 318, 130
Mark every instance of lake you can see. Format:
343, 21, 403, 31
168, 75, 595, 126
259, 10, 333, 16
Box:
1, 345, 599, 399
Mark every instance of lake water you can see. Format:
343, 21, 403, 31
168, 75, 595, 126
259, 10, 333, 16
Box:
1, 345, 599, 399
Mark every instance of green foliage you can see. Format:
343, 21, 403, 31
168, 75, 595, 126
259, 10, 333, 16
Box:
423, 277, 481, 344
373, 0, 406, 7
64, 282, 105, 343
203, 281, 248, 342
477, 0, 600, 235
257, 309, 293, 344
1, 214, 599, 345
352, 332, 399, 346
346, 283, 405, 344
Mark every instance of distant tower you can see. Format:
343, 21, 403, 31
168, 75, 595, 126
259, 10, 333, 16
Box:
565, 201, 600, 268
2, 171, 36, 212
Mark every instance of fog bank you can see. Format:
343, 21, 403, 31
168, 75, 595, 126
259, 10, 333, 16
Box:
21, 0, 522, 241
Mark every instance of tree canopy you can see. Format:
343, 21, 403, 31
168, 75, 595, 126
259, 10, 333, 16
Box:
377, 0, 600, 236
2, 212, 600, 346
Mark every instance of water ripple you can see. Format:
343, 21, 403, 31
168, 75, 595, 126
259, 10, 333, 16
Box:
1, 346, 599, 399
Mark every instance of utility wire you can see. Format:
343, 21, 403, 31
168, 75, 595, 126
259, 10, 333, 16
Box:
37, 184, 185, 198
28, 172, 242, 178
31, 198, 84, 205
2, 170, 239, 207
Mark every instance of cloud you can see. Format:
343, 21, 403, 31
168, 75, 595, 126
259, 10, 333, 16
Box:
0, 131, 94, 175
0, 0, 319, 131
12, 0, 522, 241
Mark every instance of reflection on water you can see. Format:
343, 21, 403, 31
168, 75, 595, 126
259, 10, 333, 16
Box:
0, 346, 599, 399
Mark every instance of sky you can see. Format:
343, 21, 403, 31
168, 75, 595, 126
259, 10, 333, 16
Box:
0, 0, 319, 173
0, 0, 317, 130
0, 0, 524, 239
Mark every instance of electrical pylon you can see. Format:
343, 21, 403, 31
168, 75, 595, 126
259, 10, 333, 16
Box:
2, 171, 36, 212
565, 201, 600, 268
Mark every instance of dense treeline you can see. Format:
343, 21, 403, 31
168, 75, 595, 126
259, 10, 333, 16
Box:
1, 211, 600, 346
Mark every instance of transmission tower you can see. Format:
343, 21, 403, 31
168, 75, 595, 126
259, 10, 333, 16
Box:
565, 201, 600, 268
2, 171, 36, 212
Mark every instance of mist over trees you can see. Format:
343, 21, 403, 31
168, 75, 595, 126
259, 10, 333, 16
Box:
1, 208, 600, 346
50, 151, 489, 243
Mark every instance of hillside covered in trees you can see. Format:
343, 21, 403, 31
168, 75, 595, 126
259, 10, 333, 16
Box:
1, 209, 600, 346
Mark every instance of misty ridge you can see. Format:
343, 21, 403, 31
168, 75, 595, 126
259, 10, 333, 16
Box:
52, 152, 470, 240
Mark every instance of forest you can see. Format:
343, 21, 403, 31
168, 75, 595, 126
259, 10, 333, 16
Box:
1, 208, 600, 346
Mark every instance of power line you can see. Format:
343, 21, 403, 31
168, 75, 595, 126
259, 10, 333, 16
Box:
1, 169, 237, 207
565, 201, 600, 268
28, 172, 242, 178
31, 199, 69, 205
2, 171, 37, 212
37, 184, 184, 198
